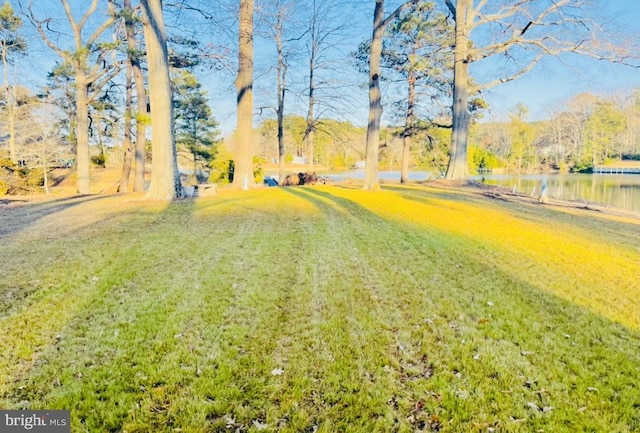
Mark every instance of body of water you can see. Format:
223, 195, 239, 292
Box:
318, 170, 640, 214
474, 173, 640, 215
320, 169, 431, 182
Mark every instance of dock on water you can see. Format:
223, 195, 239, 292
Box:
593, 166, 640, 174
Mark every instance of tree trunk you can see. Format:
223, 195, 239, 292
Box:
400, 72, 416, 183
118, 61, 134, 193
2, 47, 16, 163
363, 0, 385, 191
233, 0, 255, 189
140, 0, 182, 200
133, 62, 147, 192
125, 0, 148, 192
305, 59, 315, 172
42, 145, 49, 194
445, 0, 471, 180
276, 10, 286, 184
75, 71, 91, 195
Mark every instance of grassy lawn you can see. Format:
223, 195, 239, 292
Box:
1, 184, 639, 432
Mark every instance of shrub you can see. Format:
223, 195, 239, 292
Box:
91, 154, 106, 167
0, 158, 45, 195
209, 159, 233, 185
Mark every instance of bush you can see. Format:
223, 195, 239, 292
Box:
571, 159, 594, 173
468, 145, 505, 172
209, 159, 233, 185
91, 154, 106, 167
253, 164, 264, 184
0, 158, 45, 195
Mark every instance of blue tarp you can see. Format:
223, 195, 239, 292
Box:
264, 177, 279, 187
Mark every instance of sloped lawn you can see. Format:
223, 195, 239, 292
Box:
1, 185, 639, 432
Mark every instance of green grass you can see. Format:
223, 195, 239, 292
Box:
1, 185, 639, 432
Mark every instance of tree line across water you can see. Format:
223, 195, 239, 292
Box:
0, 1, 638, 198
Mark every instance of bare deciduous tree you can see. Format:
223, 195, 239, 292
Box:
21, 0, 120, 194
258, 0, 294, 184
442, 0, 640, 180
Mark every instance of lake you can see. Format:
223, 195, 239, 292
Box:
320, 170, 640, 215
474, 173, 640, 215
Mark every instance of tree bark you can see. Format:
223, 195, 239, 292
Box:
140, 0, 182, 200
276, 9, 286, 184
445, 0, 471, 180
133, 60, 147, 192
124, 0, 148, 192
305, 38, 315, 172
363, 0, 385, 191
75, 71, 91, 194
305, 47, 315, 171
2, 46, 16, 163
400, 71, 416, 184
364, 0, 419, 190
118, 61, 134, 193
24, 0, 118, 195
233, 0, 255, 189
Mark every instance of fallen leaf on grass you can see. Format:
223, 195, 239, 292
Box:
520, 351, 535, 356
225, 415, 242, 430
252, 420, 269, 430
527, 402, 540, 411
271, 368, 284, 376
587, 387, 599, 393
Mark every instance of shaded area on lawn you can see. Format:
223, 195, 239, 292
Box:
0, 195, 108, 238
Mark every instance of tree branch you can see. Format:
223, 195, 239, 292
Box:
474, 52, 544, 91
443, 0, 455, 19
382, 0, 420, 28
19, 0, 70, 61
86, 1, 117, 48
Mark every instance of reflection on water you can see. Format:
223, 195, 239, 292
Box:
321, 170, 431, 182
474, 174, 640, 214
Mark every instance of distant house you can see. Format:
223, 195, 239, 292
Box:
352, 160, 366, 170
292, 155, 306, 164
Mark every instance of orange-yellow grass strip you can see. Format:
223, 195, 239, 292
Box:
320, 185, 640, 330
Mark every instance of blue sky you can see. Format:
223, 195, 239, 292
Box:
470, 0, 640, 122
7, 0, 640, 136
207, 0, 640, 134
